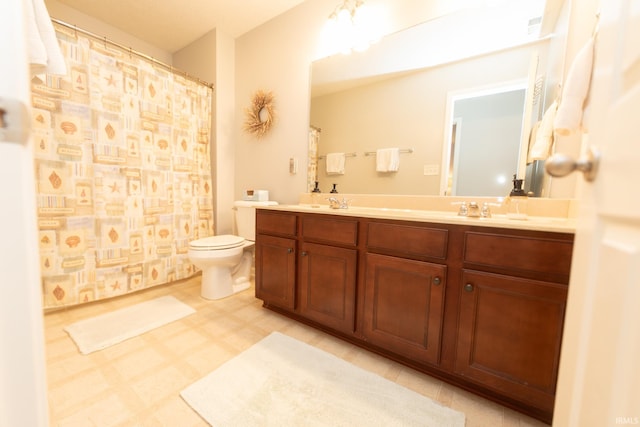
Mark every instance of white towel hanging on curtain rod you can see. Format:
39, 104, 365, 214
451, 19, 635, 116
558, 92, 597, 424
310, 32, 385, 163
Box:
25, 0, 67, 77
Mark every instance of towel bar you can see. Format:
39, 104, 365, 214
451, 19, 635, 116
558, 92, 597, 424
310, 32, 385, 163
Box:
318, 152, 357, 160
364, 148, 413, 156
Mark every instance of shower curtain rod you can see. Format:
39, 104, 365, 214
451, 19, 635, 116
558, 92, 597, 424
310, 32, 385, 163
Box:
50, 17, 215, 90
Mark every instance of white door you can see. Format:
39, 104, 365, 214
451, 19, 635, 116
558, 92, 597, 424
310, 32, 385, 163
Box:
553, 0, 640, 425
0, 2, 49, 427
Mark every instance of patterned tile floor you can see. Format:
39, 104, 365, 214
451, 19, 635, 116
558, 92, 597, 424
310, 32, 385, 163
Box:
43, 276, 550, 426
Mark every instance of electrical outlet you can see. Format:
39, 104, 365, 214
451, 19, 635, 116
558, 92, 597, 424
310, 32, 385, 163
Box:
424, 164, 439, 176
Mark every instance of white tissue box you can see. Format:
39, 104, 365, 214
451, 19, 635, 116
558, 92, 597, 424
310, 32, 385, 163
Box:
243, 190, 269, 201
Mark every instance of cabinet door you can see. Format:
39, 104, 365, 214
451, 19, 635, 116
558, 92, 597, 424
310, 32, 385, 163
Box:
363, 253, 446, 365
255, 234, 296, 310
298, 242, 357, 334
456, 269, 567, 414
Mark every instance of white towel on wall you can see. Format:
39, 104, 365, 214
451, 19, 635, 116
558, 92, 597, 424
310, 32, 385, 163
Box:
326, 152, 346, 175
553, 36, 594, 136
25, 0, 68, 77
528, 100, 558, 162
376, 148, 400, 172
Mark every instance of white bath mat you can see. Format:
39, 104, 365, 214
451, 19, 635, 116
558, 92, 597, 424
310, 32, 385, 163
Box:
64, 295, 195, 354
181, 332, 465, 426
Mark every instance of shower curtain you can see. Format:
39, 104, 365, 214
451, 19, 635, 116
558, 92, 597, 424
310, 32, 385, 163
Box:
307, 127, 320, 192
32, 24, 214, 309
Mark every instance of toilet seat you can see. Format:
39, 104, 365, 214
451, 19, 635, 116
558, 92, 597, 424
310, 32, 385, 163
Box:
189, 234, 245, 251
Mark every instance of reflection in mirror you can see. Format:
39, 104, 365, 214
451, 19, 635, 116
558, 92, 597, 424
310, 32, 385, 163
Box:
308, 1, 569, 198
310, 42, 546, 196
443, 83, 527, 197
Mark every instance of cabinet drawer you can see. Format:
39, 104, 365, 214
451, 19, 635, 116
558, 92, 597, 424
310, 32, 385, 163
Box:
463, 232, 573, 278
367, 222, 448, 260
301, 215, 358, 246
256, 210, 297, 237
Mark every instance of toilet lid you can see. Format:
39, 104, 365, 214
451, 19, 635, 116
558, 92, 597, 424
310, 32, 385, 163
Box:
189, 235, 245, 250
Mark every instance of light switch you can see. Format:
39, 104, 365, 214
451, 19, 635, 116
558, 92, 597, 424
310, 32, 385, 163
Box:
289, 157, 298, 174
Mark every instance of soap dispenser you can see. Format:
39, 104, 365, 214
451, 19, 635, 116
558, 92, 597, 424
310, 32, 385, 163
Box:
506, 174, 528, 220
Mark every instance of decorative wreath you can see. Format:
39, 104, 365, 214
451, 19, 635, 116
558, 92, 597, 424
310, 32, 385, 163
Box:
243, 90, 275, 138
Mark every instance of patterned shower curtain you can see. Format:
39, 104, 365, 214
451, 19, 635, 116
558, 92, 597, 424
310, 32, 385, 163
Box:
32, 24, 214, 309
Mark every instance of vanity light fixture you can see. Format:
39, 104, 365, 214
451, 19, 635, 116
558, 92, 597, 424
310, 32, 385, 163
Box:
324, 0, 379, 55
329, 0, 363, 22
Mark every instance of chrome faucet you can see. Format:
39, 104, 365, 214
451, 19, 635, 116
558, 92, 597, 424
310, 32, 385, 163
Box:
467, 202, 481, 217
454, 201, 469, 216
327, 197, 351, 209
454, 201, 480, 217
455, 201, 497, 218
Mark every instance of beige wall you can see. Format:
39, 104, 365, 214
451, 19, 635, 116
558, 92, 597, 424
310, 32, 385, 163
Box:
233, 1, 325, 205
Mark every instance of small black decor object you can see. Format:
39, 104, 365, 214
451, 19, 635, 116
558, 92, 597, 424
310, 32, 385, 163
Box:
330, 183, 338, 193
312, 181, 321, 193
509, 174, 526, 197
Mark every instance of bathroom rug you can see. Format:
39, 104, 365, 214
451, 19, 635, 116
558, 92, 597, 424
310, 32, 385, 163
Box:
64, 295, 195, 354
181, 331, 465, 426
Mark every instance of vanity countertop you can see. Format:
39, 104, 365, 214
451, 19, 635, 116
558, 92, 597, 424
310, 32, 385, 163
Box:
259, 204, 576, 234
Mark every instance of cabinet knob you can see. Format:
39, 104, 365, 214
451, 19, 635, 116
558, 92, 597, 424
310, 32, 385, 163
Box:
464, 283, 474, 292
433, 277, 442, 286
301, 251, 308, 256
287, 248, 293, 254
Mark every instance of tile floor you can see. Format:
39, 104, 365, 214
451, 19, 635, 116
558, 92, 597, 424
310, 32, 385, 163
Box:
44, 275, 550, 426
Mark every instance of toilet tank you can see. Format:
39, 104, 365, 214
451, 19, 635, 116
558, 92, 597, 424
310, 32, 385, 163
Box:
233, 200, 278, 241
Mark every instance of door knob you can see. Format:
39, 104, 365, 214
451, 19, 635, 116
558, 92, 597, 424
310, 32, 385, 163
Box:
544, 146, 600, 182
0, 97, 30, 143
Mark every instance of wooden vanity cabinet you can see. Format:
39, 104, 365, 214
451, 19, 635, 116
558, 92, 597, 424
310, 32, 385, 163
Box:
254, 211, 297, 310
298, 215, 358, 334
254, 209, 574, 423
362, 221, 449, 365
455, 229, 573, 418
456, 270, 567, 415
363, 253, 446, 365
255, 209, 359, 334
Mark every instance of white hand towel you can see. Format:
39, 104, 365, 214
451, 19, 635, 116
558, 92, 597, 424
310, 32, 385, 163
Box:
554, 36, 594, 136
26, 0, 68, 77
326, 152, 345, 175
528, 100, 558, 162
376, 148, 400, 172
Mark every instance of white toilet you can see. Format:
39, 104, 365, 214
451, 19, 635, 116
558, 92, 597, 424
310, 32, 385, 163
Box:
188, 200, 277, 300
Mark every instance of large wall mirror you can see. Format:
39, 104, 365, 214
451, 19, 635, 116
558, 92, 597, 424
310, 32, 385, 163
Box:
308, 1, 569, 198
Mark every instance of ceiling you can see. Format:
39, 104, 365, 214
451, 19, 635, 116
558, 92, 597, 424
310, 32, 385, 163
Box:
54, 0, 307, 53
